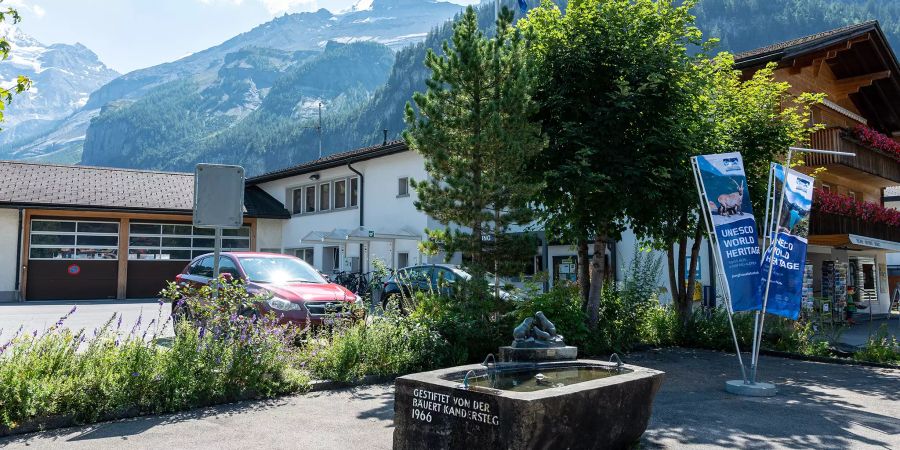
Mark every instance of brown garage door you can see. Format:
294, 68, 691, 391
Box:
27, 219, 119, 300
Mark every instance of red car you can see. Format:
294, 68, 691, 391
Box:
174, 252, 361, 326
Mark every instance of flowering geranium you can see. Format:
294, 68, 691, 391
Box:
813, 188, 900, 227
850, 124, 900, 161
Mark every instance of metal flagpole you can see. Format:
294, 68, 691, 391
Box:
749, 166, 777, 380
692, 157, 748, 382
750, 149, 793, 383
750, 146, 856, 383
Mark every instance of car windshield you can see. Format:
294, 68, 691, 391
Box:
238, 256, 326, 284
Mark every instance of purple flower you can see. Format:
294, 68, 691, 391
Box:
199, 326, 206, 339
158, 298, 164, 306
131, 372, 140, 377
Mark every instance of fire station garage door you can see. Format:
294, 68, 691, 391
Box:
27, 219, 119, 300
126, 222, 251, 298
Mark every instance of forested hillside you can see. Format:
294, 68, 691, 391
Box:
78, 0, 900, 175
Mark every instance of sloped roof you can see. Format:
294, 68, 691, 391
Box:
734, 21, 881, 67
248, 140, 409, 184
0, 161, 289, 218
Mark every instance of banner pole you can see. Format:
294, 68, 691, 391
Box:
751, 149, 793, 383
691, 157, 748, 382
750, 165, 776, 380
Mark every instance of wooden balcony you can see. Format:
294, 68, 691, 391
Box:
810, 210, 900, 243
806, 127, 900, 186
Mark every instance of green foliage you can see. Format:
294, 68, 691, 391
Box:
853, 324, 900, 365
0, 301, 308, 431
514, 283, 590, 349
299, 314, 450, 383
410, 288, 517, 365
694, 0, 900, 54
765, 317, 832, 357
404, 6, 544, 278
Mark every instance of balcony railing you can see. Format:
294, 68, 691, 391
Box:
810, 210, 900, 242
807, 127, 900, 184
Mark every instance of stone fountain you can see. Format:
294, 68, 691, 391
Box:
392, 312, 665, 450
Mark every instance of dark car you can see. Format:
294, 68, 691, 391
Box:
174, 252, 361, 326
380, 264, 514, 309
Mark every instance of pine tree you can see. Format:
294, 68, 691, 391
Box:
404, 6, 544, 287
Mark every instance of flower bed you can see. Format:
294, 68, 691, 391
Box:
813, 188, 900, 227
850, 124, 900, 161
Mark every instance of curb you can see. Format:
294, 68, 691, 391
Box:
760, 349, 900, 370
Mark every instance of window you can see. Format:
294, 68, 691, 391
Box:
319, 182, 331, 211
334, 179, 347, 209
292, 176, 359, 215
350, 177, 359, 207
218, 257, 241, 277
189, 257, 214, 278
29, 219, 119, 260
237, 256, 326, 284
323, 246, 340, 273
128, 222, 250, 260
848, 190, 858, 201
305, 186, 316, 213
295, 248, 314, 265
397, 251, 410, 268
292, 189, 303, 214
398, 177, 409, 197
821, 183, 831, 193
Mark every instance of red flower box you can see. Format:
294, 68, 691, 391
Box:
850, 124, 900, 161
813, 188, 900, 227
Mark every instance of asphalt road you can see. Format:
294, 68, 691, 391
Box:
1, 348, 897, 449
0, 300, 174, 341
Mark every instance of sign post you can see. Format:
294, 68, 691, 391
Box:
193, 164, 245, 291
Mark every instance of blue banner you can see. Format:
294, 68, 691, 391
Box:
756, 165, 814, 320
693, 153, 762, 312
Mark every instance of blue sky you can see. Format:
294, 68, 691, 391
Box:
7, 0, 481, 74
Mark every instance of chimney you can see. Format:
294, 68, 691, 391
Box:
383, 129, 388, 146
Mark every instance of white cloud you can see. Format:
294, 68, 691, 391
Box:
5, 1, 46, 19
197, 0, 319, 14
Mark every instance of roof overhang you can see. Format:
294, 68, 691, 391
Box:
808, 234, 900, 252
299, 226, 421, 244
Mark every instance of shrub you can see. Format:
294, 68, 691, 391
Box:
0, 284, 309, 432
639, 305, 681, 347
853, 325, 900, 365
411, 289, 516, 365
300, 314, 449, 382
764, 318, 832, 357
513, 283, 589, 349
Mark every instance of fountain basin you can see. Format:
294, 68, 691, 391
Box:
392, 359, 664, 450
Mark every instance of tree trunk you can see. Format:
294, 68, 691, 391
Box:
682, 223, 704, 323
666, 245, 678, 310
586, 234, 607, 329
578, 238, 590, 306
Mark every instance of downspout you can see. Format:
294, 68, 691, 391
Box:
348, 162, 364, 273
14, 208, 23, 301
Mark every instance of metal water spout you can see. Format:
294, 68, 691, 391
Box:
609, 353, 624, 368
461, 369, 476, 389
482, 353, 496, 369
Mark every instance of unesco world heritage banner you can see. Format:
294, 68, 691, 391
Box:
693, 153, 762, 312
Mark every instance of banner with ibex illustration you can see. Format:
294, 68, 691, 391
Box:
693, 153, 762, 311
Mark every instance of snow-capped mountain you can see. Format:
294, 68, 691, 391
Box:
0, 25, 118, 161
4, 0, 464, 164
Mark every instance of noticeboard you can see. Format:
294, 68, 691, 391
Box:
193, 164, 245, 229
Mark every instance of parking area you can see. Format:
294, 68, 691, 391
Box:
0, 300, 173, 340
1, 347, 897, 449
